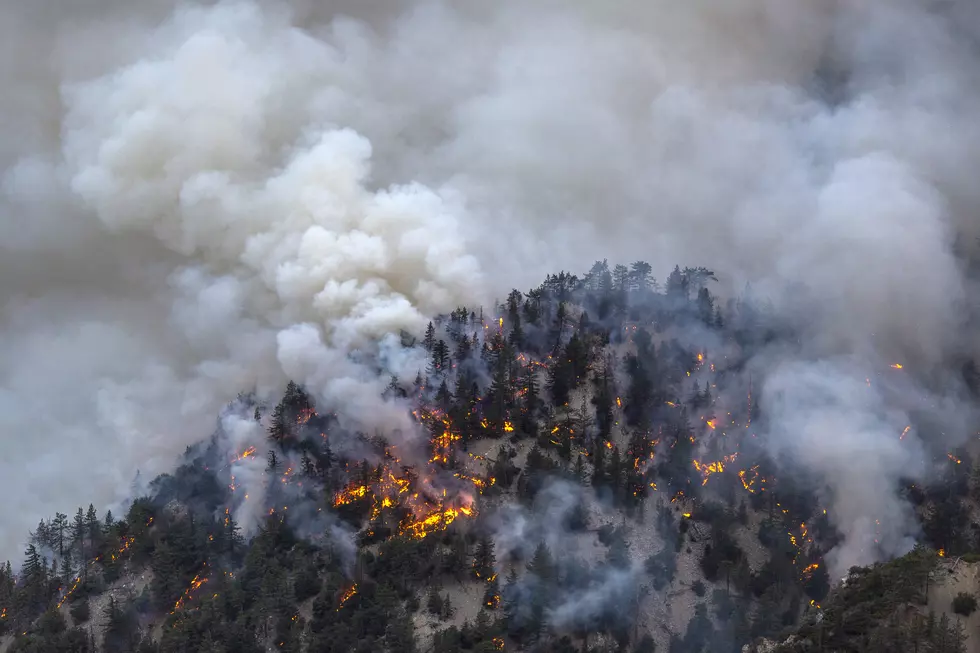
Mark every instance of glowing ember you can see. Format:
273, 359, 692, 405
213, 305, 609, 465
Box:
232, 446, 257, 463
334, 484, 370, 506
890, 363, 904, 370
738, 465, 767, 494
692, 453, 738, 486
297, 407, 316, 425
503, 421, 514, 432
171, 570, 209, 614
337, 584, 358, 610
402, 505, 474, 540
616, 397, 622, 408
947, 453, 962, 465
900, 425, 911, 440
56, 576, 83, 609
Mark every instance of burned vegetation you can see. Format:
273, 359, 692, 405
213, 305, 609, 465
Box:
1, 260, 977, 653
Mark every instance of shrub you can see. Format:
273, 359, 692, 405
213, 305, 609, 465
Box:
952, 592, 977, 616
70, 599, 90, 624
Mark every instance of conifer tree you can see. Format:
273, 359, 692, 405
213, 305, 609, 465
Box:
268, 401, 288, 445
472, 536, 496, 580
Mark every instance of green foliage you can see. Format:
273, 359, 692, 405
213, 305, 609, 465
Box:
952, 591, 977, 616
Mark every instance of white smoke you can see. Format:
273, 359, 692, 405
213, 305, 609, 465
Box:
1, 0, 979, 574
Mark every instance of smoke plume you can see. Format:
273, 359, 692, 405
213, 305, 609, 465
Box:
2, 0, 980, 576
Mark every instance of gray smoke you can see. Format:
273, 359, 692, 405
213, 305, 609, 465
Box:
2, 0, 979, 576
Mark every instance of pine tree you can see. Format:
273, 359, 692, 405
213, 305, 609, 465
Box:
428, 340, 450, 375
547, 346, 572, 408
384, 376, 407, 400
564, 454, 581, 486
72, 508, 86, 573
502, 567, 521, 623
60, 553, 74, 585
268, 401, 288, 445
52, 512, 68, 558
486, 343, 512, 436
592, 439, 607, 488
20, 544, 47, 614
526, 542, 555, 582
592, 364, 615, 439
300, 451, 317, 478
267, 450, 280, 471
85, 504, 102, 550
482, 575, 500, 610
666, 264, 688, 300
455, 333, 472, 361
630, 261, 653, 292
472, 537, 496, 580
697, 287, 714, 325
424, 322, 436, 351
426, 587, 443, 616
436, 380, 452, 411
551, 301, 568, 352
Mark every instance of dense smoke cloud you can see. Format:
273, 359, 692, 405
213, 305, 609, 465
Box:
2, 0, 979, 576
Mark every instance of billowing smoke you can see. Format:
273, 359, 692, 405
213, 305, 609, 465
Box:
2, 0, 980, 577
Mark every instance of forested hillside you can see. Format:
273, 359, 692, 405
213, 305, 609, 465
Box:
1, 261, 977, 653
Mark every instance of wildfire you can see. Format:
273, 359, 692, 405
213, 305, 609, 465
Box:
56, 576, 83, 609
900, 425, 911, 440
738, 465, 767, 494
801, 563, 820, 576
297, 407, 316, 425
337, 584, 358, 611
402, 505, 475, 540
705, 419, 717, 430
492, 637, 505, 650
947, 453, 962, 465
891, 363, 904, 370
503, 421, 514, 432
616, 397, 622, 408
171, 570, 209, 614
939, 548, 946, 558
455, 471, 494, 491
233, 446, 257, 463
0, 608, 5, 619
692, 453, 738, 486
334, 483, 370, 506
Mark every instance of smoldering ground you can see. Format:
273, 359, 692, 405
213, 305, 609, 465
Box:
2, 0, 980, 581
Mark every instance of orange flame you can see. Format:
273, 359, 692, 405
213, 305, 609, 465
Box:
337, 584, 358, 610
